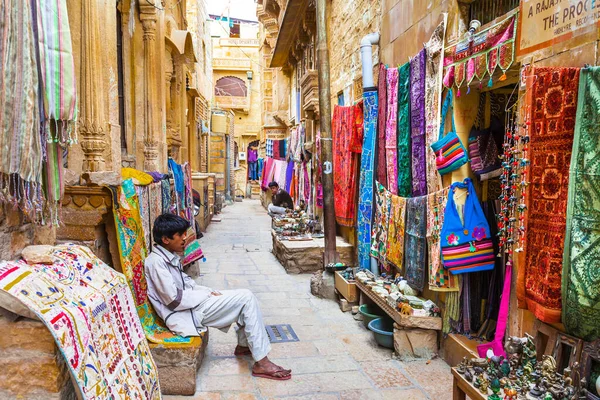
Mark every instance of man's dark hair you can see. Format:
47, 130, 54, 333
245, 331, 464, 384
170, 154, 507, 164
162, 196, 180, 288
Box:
268, 181, 279, 189
153, 214, 191, 245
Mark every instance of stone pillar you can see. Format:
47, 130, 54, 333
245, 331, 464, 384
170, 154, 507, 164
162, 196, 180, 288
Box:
79, 0, 108, 172
140, 5, 159, 171
169, 58, 184, 160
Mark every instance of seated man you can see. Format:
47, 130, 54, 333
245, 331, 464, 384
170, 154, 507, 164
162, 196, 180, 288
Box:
145, 214, 291, 380
267, 181, 293, 216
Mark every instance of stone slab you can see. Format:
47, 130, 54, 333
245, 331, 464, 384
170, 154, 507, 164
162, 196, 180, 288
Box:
149, 331, 209, 396
393, 327, 438, 361
394, 314, 442, 330
272, 230, 355, 274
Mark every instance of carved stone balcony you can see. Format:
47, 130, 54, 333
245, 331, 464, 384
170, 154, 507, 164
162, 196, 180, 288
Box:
212, 58, 252, 71
301, 69, 319, 114
215, 95, 249, 114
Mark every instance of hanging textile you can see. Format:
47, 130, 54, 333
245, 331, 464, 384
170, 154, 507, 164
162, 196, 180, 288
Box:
397, 63, 412, 197
404, 195, 427, 291
377, 64, 388, 187
386, 67, 399, 194
443, 12, 517, 91
351, 101, 365, 153
386, 194, 406, 270
112, 180, 195, 345
168, 158, 185, 213
183, 163, 194, 222
370, 182, 391, 268
285, 161, 294, 193
135, 185, 151, 251
261, 157, 275, 190
518, 67, 580, 324
0, 0, 44, 220
424, 16, 447, 193
562, 67, 600, 341
333, 104, 361, 226
266, 139, 274, 158
0, 245, 161, 399
161, 178, 171, 214
315, 129, 324, 208
410, 49, 428, 197
426, 188, 459, 291
33, 0, 78, 144
148, 182, 163, 252
357, 89, 379, 270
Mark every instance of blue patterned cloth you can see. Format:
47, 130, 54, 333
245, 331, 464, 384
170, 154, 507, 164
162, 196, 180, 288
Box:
357, 89, 378, 271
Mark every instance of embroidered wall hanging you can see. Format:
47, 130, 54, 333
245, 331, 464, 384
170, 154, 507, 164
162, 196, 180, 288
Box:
370, 182, 391, 269
0, 244, 161, 399
443, 12, 518, 94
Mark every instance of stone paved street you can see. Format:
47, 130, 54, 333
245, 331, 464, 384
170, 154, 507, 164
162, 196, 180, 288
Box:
165, 200, 453, 400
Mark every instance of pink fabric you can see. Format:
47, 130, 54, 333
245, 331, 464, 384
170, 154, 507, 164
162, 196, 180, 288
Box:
477, 261, 512, 358
443, 65, 455, 88
385, 67, 399, 194
261, 157, 276, 190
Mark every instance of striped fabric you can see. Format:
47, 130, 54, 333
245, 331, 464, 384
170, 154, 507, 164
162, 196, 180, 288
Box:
0, 0, 44, 219
441, 239, 495, 273
34, 0, 78, 144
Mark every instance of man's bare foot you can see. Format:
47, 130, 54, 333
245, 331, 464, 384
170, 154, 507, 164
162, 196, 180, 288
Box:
252, 357, 291, 380
234, 345, 251, 356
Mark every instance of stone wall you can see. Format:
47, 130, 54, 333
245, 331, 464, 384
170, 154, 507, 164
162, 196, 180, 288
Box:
328, 0, 382, 105
0, 206, 56, 261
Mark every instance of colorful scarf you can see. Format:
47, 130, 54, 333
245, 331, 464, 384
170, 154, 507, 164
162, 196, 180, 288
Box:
377, 64, 388, 187
385, 67, 399, 194
161, 178, 171, 214
397, 63, 412, 197
410, 49, 428, 197
148, 182, 163, 252
0, 244, 160, 399
183, 162, 194, 222
518, 67, 580, 324
315, 129, 323, 208
370, 182, 391, 268
135, 185, 151, 251
386, 194, 406, 270
562, 67, 600, 341
0, 0, 44, 219
168, 158, 185, 212
333, 104, 361, 226
112, 179, 194, 345
404, 195, 427, 291
426, 188, 459, 291
424, 17, 446, 194
357, 89, 379, 270
351, 102, 365, 153
33, 0, 77, 144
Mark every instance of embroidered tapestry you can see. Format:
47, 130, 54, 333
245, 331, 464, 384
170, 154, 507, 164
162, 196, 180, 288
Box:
386, 194, 406, 271
0, 244, 161, 399
377, 64, 388, 187
113, 179, 193, 345
426, 188, 459, 291
562, 67, 600, 341
410, 49, 428, 197
404, 195, 427, 291
333, 104, 361, 226
135, 185, 151, 252
424, 17, 446, 194
370, 182, 391, 268
397, 62, 412, 197
517, 67, 580, 324
357, 89, 379, 270
386, 67, 399, 194
443, 12, 517, 91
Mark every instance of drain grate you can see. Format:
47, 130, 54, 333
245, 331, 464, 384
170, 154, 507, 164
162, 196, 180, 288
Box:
266, 324, 299, 343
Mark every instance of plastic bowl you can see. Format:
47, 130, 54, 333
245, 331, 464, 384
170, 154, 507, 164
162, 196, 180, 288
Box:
368, 317, 394, 349
358, 304, 383, 328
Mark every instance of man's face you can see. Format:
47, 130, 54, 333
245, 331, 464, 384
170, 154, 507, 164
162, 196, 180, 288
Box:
162, 231, 188, 254
270, 186, 278, 195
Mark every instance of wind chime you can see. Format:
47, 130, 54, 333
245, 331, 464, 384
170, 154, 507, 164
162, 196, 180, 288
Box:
497, 88, 529, 256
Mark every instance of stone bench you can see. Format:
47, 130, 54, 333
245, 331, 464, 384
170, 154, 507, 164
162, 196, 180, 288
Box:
149, 332, 208, 395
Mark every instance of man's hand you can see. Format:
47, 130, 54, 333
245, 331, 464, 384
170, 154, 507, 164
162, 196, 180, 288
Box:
211, 291, 222, 296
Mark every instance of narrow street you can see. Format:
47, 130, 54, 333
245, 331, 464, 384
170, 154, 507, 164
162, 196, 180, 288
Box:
167, 200, 453, 400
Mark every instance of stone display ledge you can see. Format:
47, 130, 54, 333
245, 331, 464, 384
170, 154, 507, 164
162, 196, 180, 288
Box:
271, 230, 355, 274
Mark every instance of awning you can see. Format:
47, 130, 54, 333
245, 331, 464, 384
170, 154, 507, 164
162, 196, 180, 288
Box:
269, 0, 309, 68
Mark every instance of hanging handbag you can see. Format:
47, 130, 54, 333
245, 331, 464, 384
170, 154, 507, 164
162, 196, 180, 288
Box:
431, 89, 470, 175
441, 178, 495, 274
468, 93, 501, 176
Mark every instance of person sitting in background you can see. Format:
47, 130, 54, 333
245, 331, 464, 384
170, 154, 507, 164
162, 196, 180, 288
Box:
145, 214, 292, 380
267, 181, 293, 216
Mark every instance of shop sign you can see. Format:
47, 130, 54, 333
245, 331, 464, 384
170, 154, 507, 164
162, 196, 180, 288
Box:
518, 0, 600, 56
265, 128, 287, 140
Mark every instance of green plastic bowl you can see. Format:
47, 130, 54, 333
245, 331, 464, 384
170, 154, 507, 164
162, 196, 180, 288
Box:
358, 304, 384, 328
368, 317, 395, 349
